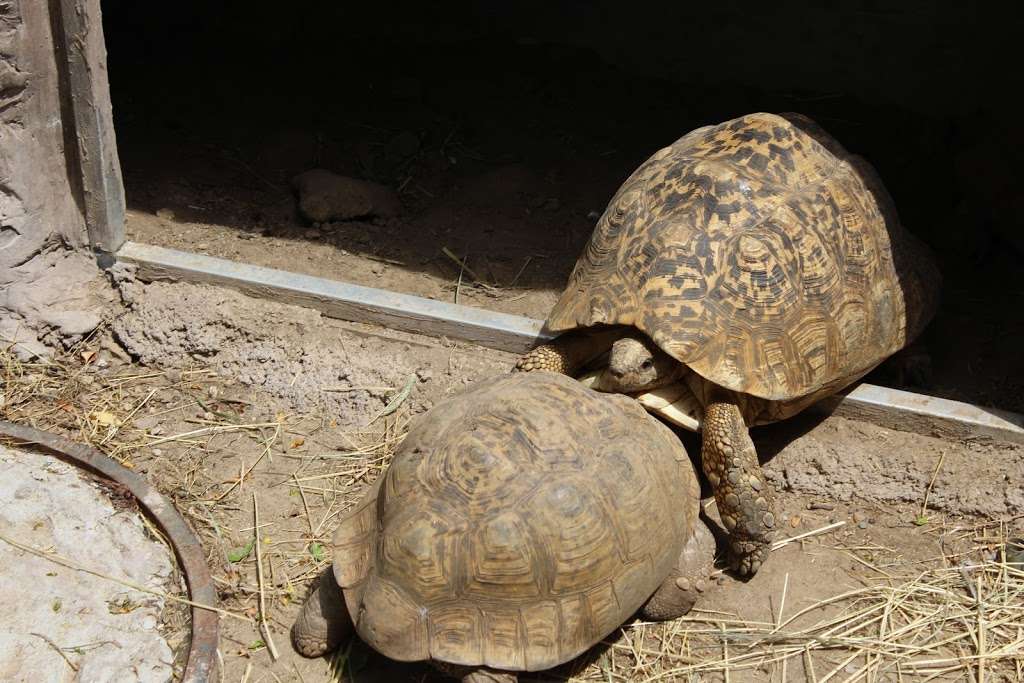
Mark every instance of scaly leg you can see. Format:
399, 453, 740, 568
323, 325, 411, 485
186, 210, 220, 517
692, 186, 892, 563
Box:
702, 398, 776, 576
434, 662, 517, 682
640, 521, 717, 620
291, 567, 354, 657
514, 329, 621, 376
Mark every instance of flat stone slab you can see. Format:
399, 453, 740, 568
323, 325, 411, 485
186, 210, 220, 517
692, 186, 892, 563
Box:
0, 445, 175, 682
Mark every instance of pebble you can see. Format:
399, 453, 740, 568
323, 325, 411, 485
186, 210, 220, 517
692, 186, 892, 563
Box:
790, 515, 801, 528
152, 448, 163, 457
207, 385, 220, 398
134, 416, 158, 430
203, 411, 215, 421
852, 511, 866, 523
858, 521, 869, 529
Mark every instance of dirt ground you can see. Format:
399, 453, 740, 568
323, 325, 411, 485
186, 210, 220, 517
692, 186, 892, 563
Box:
3, 279, 1022, 682
0, 446, 175, 682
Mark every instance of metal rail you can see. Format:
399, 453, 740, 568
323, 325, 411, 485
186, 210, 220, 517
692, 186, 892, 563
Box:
116, 241, 1024, 446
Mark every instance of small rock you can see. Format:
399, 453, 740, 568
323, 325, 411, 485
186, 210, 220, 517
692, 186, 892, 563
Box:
203, 411, 214, 421
196, 243, 208, 250
207, 385, 220, 398
852, 511, 865, 523
134, 416, 158, 430
292, 169, 401, 223
155, 208, 176, 220
858, 521, 869, 529
152, 448, 163, 456
165, 370, 182, 384
150, 426, 164, 436
790, 515, 801, 528
416, 368, 433, 383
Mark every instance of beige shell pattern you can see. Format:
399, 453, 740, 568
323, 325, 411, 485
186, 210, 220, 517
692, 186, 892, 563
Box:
331, 371, 699, 672
548, 112, 941, 404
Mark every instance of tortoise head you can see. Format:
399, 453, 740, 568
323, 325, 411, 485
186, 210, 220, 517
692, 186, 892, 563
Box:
603, 334, 682, 392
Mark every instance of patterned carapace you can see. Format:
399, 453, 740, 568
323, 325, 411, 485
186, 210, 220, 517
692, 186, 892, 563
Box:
331, 372, 701, 672
547, 112, 940, 415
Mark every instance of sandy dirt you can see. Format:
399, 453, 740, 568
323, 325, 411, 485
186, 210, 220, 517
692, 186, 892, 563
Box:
0, 446, 176, 682
2, 280, 995, 681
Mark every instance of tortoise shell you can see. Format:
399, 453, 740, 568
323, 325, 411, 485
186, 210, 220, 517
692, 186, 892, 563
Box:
331, 371, 699, 672
548, 112, 940, 404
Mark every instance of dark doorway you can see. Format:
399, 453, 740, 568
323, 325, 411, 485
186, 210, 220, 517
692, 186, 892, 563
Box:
100, 1, 1024, 412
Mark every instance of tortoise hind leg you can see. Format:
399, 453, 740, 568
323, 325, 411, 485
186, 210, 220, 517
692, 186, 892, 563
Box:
292, 567, 354, 657
461, 668, 517, 683
640, 521, 717, 620
434, 662, 517, 682
701, 398, 777, 577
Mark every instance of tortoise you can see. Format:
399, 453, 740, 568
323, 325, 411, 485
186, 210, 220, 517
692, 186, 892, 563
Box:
291, 371, 716, 682
516, 112, 941, 576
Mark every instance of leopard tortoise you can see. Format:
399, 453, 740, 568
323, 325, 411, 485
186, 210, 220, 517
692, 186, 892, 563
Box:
291, 371, 716, 682
517, 112, 941, 576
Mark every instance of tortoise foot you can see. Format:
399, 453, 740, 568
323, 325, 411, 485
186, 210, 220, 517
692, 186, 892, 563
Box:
641, 521, 717, 620
728, 537, 771, 577
291, 568, 353, 658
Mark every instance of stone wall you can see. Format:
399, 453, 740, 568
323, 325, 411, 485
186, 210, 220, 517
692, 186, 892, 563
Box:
0, 0, 116, 359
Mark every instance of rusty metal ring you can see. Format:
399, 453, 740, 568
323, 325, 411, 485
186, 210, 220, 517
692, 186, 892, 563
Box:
0, 420, 219, 682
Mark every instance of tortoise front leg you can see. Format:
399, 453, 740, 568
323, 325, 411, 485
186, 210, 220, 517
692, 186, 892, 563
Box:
701, 398, 777, 576
514, 329, 622, 376
291, 567, 354, 657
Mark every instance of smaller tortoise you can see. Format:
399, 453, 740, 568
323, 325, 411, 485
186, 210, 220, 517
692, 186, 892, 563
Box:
517, 112, 941, 576
292, 371, 715, 682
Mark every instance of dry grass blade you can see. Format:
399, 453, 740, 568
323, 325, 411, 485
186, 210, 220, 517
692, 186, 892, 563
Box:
627, 543, 1023, 682
0, 532, 252, 624
253, 493, 280, 660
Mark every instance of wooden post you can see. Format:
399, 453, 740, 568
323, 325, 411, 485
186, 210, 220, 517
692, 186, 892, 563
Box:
56, 0, 125, 256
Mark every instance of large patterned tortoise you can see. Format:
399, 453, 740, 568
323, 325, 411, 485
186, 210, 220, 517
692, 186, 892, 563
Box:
292, 371, 716, 682
517, 112, 940, 576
